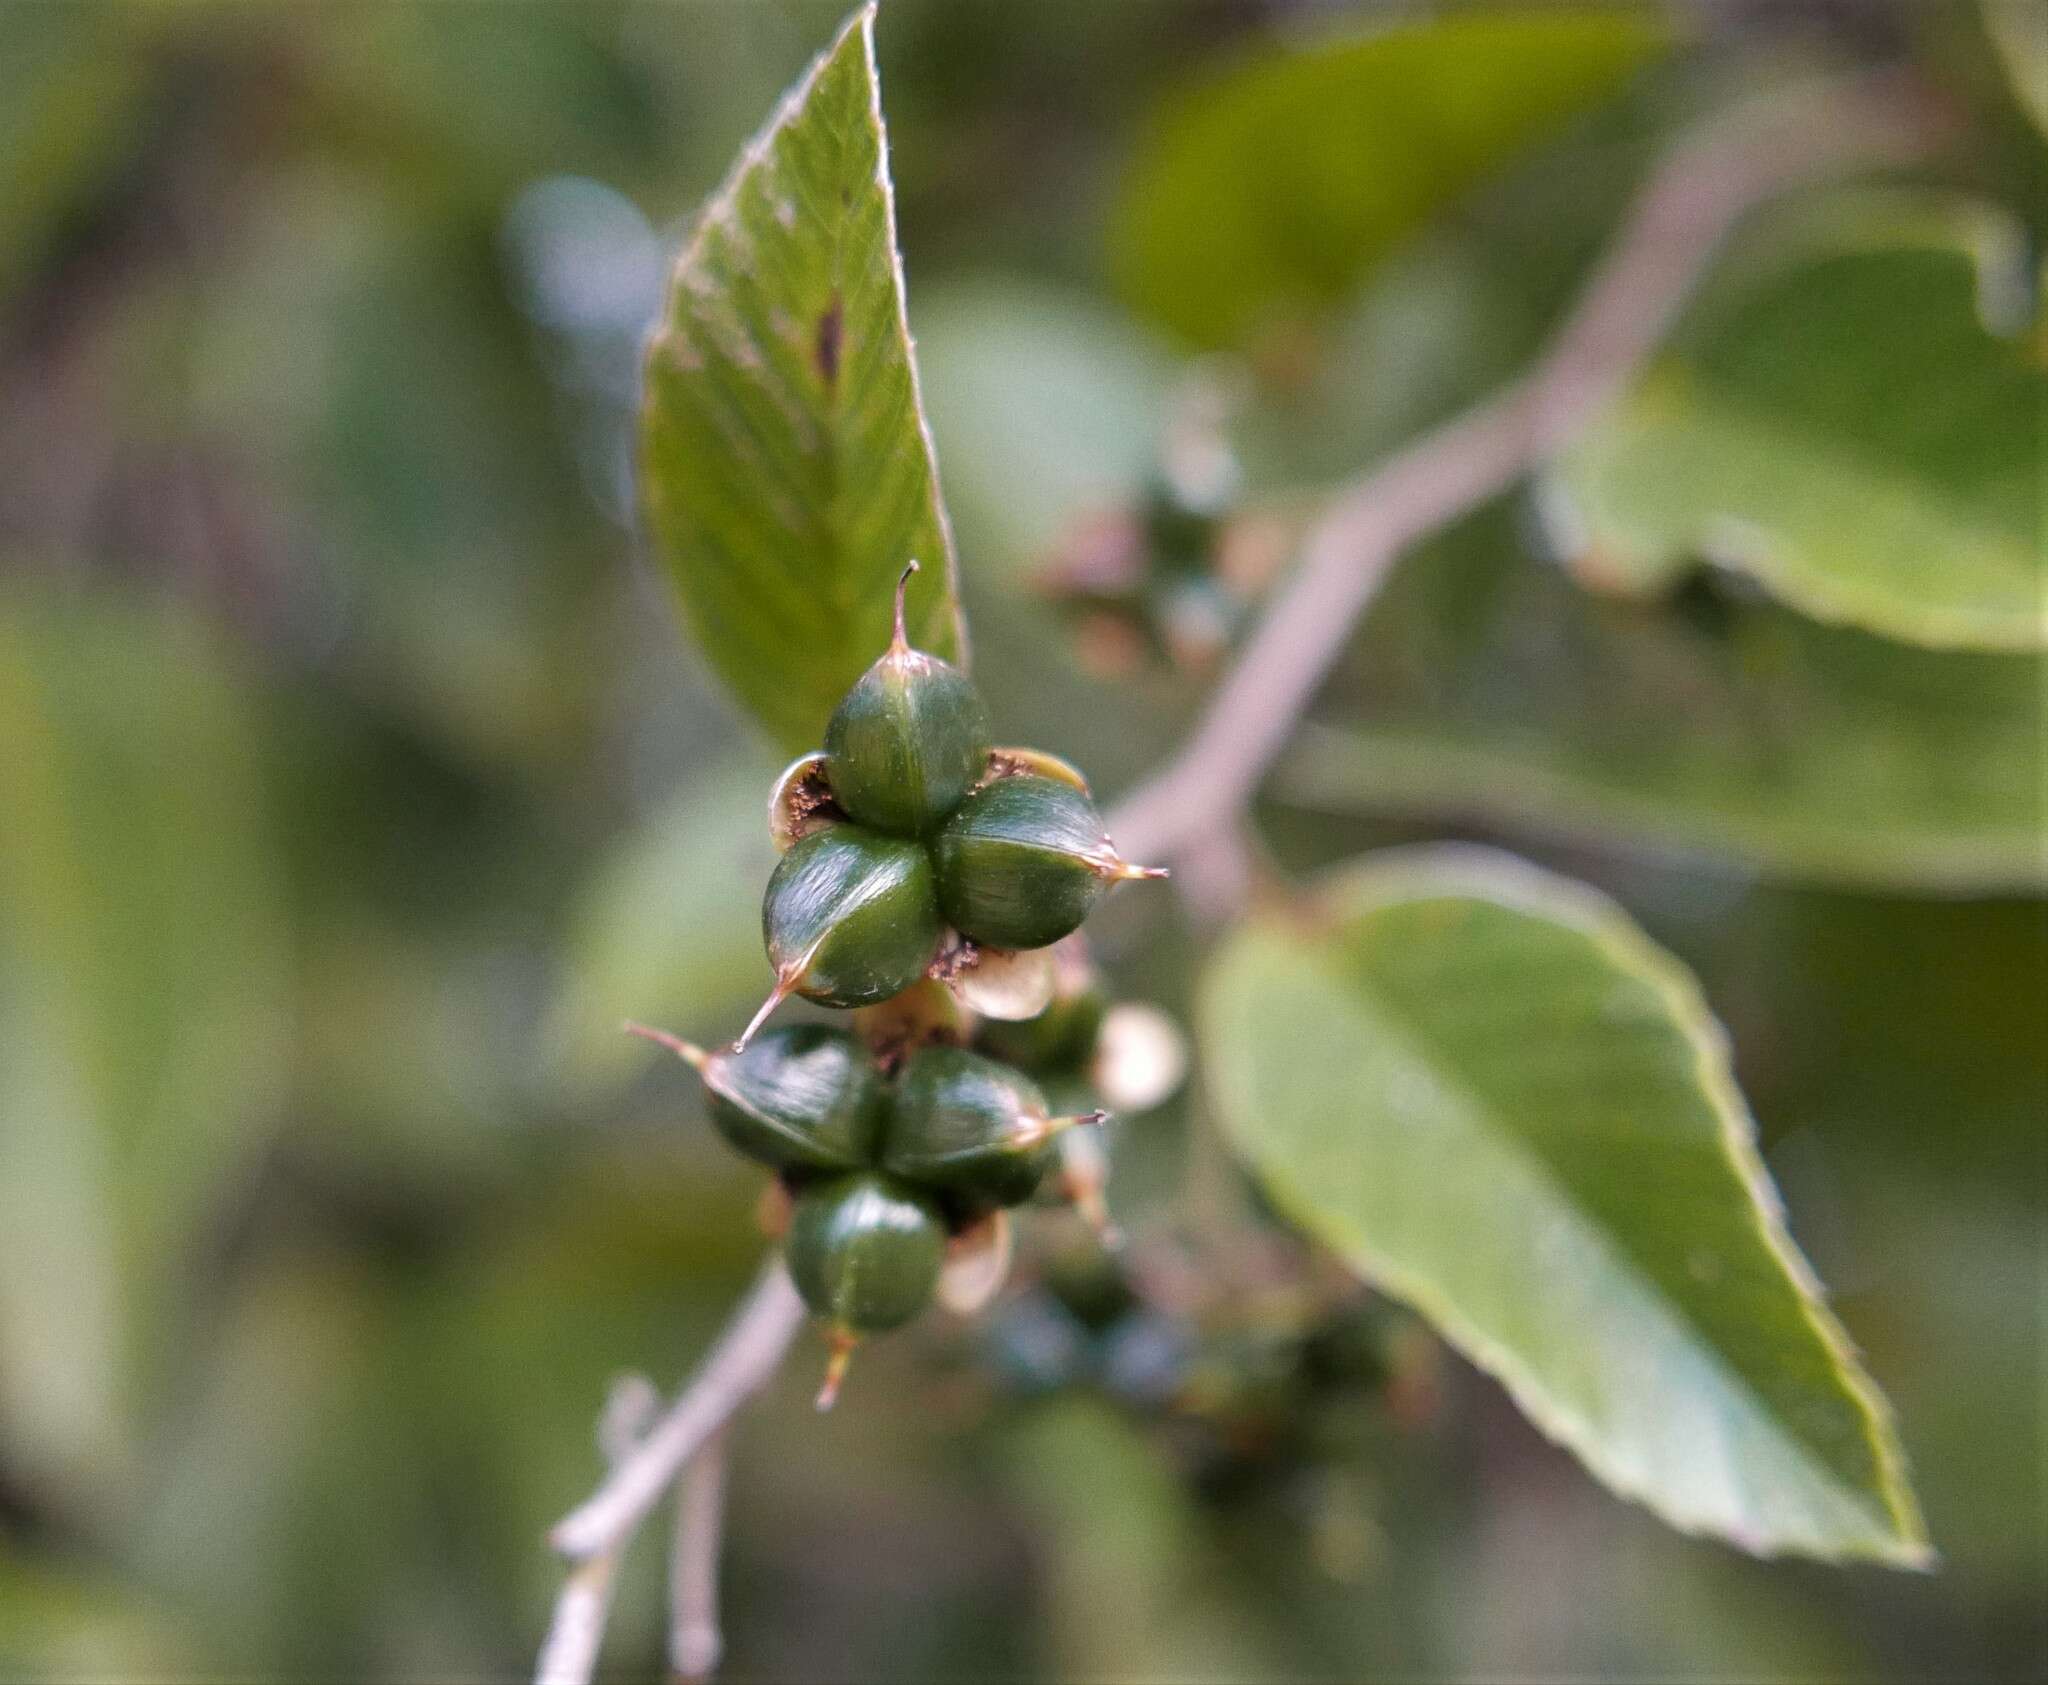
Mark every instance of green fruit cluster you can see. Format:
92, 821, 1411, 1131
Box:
631, 1021, 1099, 1403
638, 562, 1168, 1405
751, 562, 1163, 1037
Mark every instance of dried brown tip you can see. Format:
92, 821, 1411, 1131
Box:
891, 558, 919, 650
623, 1021, 709, 1071
816, 1330, 858, 1411
1014, 1108, 1109, 1151
1106, 859, 1171, 883
736, 970, 799, 1052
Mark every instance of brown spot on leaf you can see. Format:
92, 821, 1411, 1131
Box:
815, 292, 843, 389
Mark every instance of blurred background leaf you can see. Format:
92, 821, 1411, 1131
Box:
1549, 211, 2046, 649
1279, 498, 2047, 893
1110, 9, 1666, 355
916, 278, 1180, 571
0, 592, 287, 1509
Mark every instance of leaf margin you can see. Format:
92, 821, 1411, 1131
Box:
636, 2, 968, 750
1542, 206, 2048, 654
1200, 842, 1933, 1568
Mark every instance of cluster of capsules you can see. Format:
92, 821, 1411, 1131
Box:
634, 562, 1171, 1404
1036, 372, 1278, 677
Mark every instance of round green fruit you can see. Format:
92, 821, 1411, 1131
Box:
883, 1045, 1101, 1209
757, 825, 942, 1030
824, 561, 990, 836
785, 1172, 946, 1336
711, 1026, 887, 1172
626, 1022, 886, 1174
933, 774, 1164, 952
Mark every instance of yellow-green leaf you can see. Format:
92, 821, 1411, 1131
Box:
1549, 218, 2047, 649
1201, 847, 1929, 1565
639, 4, 964, 753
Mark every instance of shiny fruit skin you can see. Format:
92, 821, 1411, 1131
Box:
763, 826, 942, 1007
932, 775, 1111, 951
701, 1026, 887, 1174
785, 1173, 945, 1335
825, 647, 990, 837
882, 1045, 1054, 1209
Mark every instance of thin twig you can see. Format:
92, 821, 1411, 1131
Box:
552, 1258, 805, 1561
536, 1376, 661, 1685
1107, 70, 1950, 870
668, 1429, 732, 1682
536, 1260, 806, 1683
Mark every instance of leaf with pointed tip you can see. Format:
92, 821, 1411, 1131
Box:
639, 4, 965, 753
1201, 847, 1929, 1566
1548, 218, 2047, 650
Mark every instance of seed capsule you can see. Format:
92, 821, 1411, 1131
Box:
824, 561, 991, 836
976, 942, 1107, 1071
883, 1045, 1104, 1210
932, 774, 1166, 952
785, 1171, 946, 1406
752, 824, 943, 1041
626, 1022, 885, 1174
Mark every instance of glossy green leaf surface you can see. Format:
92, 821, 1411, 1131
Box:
1111, 11, 1663, 351
639, 5, 964, 752
1202, 848, 1929, 1565
1549, 234, 2047, 649
1280, 502, 2047, 893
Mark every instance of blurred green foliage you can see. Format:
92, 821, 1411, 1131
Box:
1, 3, 2042, 1681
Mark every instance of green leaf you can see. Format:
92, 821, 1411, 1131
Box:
1279, 502, 2047, 894
1201, 847, 1929, 1566
1110, 11, 1664, 352
0, 592, 288, 1499
1548, 220, 2048, 649
639, 4, 965, 753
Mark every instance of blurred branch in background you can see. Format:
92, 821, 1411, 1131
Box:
1107, 68, 1955, 878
